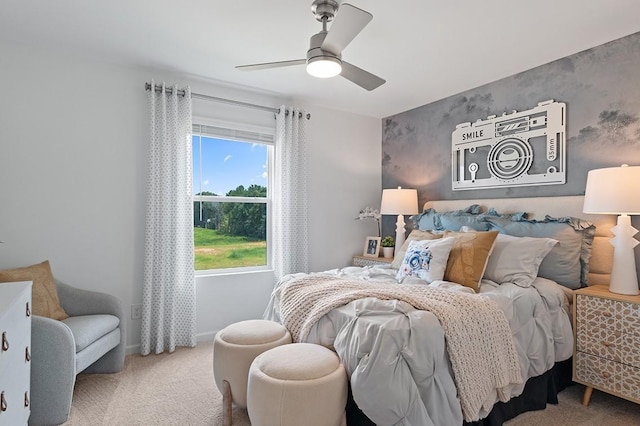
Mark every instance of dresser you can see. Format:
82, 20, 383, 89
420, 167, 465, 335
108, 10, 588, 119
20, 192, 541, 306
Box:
0, 281, 32, 425
352, 255, 393, 267
573, 284, 640, 406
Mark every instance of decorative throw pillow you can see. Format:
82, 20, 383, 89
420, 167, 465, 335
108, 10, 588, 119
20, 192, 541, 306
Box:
482, 234, 558, 288
442, 230, 499, 292
485, 215, 595, 289
0, 260, 69, 320
395, 237, 455, 283
391, 229, 443, 269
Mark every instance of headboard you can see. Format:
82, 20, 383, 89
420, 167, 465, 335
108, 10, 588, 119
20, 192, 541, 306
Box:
424, 196, 615, 286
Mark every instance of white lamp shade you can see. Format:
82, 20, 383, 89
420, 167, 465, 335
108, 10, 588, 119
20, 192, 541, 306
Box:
583, 165, 640, 214
380, 187, 419, 215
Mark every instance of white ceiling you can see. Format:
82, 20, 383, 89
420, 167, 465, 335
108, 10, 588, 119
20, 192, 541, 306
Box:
2, 0, 639, 118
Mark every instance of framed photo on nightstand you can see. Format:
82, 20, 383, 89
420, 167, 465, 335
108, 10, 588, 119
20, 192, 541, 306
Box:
363, 236, 381, 258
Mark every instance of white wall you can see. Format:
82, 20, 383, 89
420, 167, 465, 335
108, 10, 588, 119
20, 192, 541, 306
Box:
0, 39, 381, 352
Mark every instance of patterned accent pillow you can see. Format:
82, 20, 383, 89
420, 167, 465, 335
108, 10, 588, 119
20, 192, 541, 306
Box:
396, 237, 455, 283
391, 229, 443, 269
0, 260, 69, 320
442, 230, 499, 292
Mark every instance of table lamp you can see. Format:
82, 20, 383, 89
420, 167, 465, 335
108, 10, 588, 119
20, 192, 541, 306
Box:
380, 187, 419, 250
583, 164, 640, 295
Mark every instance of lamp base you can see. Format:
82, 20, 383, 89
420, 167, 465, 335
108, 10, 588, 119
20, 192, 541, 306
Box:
608, 214, 639, 295
395, 214, 407, 252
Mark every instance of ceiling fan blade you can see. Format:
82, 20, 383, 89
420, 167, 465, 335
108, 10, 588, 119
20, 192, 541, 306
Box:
236, 59, 306, 71
321, 3, 372, 55
340, 61, 385, 91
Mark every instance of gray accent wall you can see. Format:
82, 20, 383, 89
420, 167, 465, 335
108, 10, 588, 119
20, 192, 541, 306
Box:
382, 31, 640, 209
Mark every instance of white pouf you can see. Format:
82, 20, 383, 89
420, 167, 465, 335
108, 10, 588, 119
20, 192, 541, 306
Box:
247, 343, 348, 426
213, 320, 292, 426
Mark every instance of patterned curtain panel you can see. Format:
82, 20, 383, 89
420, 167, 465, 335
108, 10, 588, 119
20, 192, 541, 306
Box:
273, 106, 309, 282
141, 81, 196, 355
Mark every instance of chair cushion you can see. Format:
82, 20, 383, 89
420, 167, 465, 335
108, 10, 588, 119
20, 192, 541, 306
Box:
62, 314, 120, 352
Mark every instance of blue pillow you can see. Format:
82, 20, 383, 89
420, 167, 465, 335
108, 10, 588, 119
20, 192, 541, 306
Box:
413, 205, 489, 231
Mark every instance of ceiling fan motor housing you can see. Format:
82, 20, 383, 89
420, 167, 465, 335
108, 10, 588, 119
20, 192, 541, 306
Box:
311, 0, 339, 22
307, 31, 341, 62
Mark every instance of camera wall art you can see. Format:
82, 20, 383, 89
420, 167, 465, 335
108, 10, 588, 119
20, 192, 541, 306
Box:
382, 30, 640, 203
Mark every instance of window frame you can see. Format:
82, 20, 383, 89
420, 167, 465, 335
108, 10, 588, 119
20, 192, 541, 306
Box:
192, 117, 275, 276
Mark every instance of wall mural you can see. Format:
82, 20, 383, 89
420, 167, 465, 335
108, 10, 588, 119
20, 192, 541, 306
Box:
382, 30, 640, 219
452, 100, 566, 191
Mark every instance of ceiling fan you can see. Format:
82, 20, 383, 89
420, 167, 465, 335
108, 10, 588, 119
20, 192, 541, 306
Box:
236, 0, 385, 91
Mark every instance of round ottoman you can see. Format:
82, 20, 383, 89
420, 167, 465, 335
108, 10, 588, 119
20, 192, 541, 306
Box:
247, 343, 348, 426
213, 320, 292, 426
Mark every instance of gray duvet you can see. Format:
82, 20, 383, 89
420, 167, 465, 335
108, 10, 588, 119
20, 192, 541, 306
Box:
265, 266, 574, 426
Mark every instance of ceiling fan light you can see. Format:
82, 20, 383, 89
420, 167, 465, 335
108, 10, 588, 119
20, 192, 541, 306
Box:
306, 56, 342, 78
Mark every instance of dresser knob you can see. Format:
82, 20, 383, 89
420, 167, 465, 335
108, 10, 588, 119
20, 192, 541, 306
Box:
0, 391, 6, 412
1, 331, 8, 352
602, 341, 615, 347
26, 302, 31, 317
601, 371, 612, 379
24, 392, 29, 408
25, 346, 31, 362
598, 310, 612, 317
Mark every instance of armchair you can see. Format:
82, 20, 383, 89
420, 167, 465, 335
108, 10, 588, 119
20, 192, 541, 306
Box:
29, 281, 126, 426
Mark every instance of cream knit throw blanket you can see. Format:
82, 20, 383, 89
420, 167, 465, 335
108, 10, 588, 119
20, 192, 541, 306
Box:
277, 275, 523, 422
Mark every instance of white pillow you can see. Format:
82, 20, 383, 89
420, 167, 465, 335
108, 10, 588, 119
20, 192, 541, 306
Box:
396, 237, 455, 283
483, 234, 558, 287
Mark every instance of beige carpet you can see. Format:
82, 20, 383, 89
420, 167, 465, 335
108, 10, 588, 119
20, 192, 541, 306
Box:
64, 342, 640, 426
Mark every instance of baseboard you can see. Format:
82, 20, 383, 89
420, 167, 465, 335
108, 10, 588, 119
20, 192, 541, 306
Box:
125, 330, 220, 355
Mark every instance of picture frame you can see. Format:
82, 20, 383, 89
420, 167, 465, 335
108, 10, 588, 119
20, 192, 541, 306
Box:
363, 236, 381, 258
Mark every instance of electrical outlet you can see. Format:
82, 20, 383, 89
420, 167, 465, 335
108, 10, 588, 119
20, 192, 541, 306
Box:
131, 304, 142, 320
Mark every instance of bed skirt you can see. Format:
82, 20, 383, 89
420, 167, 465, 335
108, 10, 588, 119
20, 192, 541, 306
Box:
345, 358, 574, 426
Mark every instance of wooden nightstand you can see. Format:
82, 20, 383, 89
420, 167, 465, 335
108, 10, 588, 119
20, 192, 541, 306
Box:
573, 285, 640, 406
352, 255, 393, 267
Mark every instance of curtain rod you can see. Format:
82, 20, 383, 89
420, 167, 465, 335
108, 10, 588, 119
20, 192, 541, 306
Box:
144, 82, 310, 119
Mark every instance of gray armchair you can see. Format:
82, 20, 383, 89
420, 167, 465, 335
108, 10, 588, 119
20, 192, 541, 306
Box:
29, 281, 126, 426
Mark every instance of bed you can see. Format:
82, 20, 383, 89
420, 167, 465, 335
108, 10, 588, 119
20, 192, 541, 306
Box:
265, 196, 616, 425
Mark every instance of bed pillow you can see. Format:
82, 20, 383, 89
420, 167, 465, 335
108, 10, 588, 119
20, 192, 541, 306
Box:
485, 215, 595, 289
483, 234, 558, 288
0, 260, 69, 320
396, 237, 455, 283
442, 230, 499, 292
391, 229, 443, 269
413, 205, 487, 231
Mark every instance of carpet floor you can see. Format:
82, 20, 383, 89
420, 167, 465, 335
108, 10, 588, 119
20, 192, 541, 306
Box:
63, 342, 640, 426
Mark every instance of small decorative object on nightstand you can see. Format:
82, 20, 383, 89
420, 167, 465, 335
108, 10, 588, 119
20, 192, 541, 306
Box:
352, 255, 393, 267
573, 285, 640, 406
381, 236, 395, 258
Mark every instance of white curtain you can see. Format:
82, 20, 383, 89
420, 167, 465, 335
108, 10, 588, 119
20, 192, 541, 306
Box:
273, 106, 310, 282
141, 81, 196, 355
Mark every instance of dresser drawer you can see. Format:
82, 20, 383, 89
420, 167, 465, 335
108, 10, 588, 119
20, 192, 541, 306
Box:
0, 281, 32, 426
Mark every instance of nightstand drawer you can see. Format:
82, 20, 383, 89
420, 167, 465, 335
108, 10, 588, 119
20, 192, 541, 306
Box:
576, 325, 622, 362
576, 294, 621, 330
575, 352, 622, 394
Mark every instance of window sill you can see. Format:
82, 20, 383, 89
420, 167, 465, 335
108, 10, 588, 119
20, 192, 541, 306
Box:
195, 266, 273, 278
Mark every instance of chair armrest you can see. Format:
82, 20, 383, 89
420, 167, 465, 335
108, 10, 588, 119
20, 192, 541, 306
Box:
30, 316, 76, 425
56, 280, 125, 320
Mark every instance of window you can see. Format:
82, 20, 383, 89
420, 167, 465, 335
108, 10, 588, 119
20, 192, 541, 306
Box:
192, 122, 274, 273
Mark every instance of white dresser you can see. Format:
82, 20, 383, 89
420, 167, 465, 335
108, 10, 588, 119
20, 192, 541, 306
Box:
0, 281, 32, 425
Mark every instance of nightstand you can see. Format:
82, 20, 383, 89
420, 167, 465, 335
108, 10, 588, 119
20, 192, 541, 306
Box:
352, 255, 393, 267
573, 285, 640, 406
